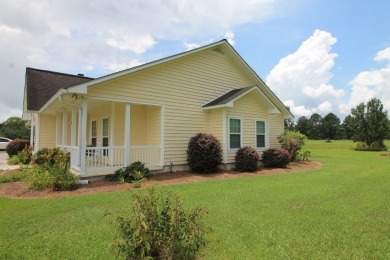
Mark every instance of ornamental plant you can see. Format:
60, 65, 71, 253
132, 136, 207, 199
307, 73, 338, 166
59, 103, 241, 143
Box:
187, 133, 222, 173
262, 148, 290, 168
235, 146, 259, 172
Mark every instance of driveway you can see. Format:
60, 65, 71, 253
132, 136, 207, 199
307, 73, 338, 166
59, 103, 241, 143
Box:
0, 151, 19, 171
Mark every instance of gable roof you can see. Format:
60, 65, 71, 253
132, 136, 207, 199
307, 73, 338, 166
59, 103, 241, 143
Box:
202, 86, 255, 108
25, 68, 94, 111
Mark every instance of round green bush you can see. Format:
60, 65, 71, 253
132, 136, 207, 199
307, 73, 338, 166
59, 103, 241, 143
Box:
5, 139, 30, 157
235, 146, 259, 172
187, 133, 222, 173
261, 148, 290, 168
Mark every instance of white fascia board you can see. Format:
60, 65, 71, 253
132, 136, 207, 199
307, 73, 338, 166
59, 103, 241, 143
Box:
67, 40, 228, 93
201, 102, 233, 111
38, 89, 66, 113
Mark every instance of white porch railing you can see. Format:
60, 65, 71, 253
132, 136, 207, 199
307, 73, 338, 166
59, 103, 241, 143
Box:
58, 145, 161, 174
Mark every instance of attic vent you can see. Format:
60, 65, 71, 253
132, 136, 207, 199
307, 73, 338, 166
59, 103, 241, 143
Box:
77, 73, 84, 77
212, 48, 225, 55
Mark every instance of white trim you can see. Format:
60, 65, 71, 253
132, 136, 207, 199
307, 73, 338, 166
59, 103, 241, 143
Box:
222, 110, 227, 164
255, 119, 268, 150
62, 110, 68, 145
56, 112, 61, 145
71, 109, 77, 146
80, 99, 88, 174
228, 116, 243, 150
90, 119, 97, 146
67, 41, 229, 93
39, 89, 66, 113
85, 95, 163, 107
160, 105, 165, 167
124, 103, 131, 166
110, 103, 115, 148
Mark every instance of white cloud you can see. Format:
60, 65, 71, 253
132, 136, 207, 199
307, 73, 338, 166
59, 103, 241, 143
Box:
343, 49, 390, 114
0, 0, 307, 121
224, 31, 235, 45
267, 29, 344, 118
374, 47, 390, 62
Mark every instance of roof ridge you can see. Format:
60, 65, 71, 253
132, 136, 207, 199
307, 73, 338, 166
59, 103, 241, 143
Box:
26, 67, 94, 79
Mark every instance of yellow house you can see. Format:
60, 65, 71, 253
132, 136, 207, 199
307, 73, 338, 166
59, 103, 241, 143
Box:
23, 40, 293, 176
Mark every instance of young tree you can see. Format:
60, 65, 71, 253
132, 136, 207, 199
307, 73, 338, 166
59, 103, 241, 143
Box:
350, 98, 389, 148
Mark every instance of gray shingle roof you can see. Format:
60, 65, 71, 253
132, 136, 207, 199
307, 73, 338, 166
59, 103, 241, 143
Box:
202, 86, 255, 108
26, 68, 94, 111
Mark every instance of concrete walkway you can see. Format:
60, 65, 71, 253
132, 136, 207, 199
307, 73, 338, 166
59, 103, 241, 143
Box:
0, 151, 20, 171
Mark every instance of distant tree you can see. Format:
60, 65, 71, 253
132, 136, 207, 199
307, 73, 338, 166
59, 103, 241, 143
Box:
295, 116, 310, 136
308, 113, 323, 139
0, 117, 30, 140
339, 115, 354, 139
284, 118, 295, 131
321, 113, 340, 140
350, 98, 389, 148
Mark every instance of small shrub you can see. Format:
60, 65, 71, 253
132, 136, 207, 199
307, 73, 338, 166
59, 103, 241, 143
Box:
107, 161, 150, 183
7, 146, 32, 165
29, 165, 79, 191
0, 170, 31, 183
296, 149, 311, 162
262, 148, 290, 168
370, 141, 387, 151
353, 142, 369, 151
187, 133, 222, 173
278, 131, 307, 161
32, 148, 70, 169
5, 139, 30, 157
110, 188, 208, 259
235, 146, 259, 172
29, 167, 54, 190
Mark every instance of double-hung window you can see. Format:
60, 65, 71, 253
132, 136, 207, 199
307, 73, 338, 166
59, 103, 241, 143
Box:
91, 120, 97, 146
229, 117, 241, 149
256, 120, 266, 148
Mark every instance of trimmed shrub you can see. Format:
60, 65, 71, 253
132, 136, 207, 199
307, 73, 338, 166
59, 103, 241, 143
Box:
187, 133, 222, 173
107, 161, 150, 183
278, 130, 307, 161
32, 148, 70, 169
235, 146, 260, 172
262, 148, 290, 168
354, 142, 369, 151
110, 188, 208, 259
5, 139, 30, 157
353, 141, 387, 151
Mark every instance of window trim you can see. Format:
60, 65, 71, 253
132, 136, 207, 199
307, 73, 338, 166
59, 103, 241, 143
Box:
228, 116, 243, 150
90, 119, 97, 147
255, 119, 267, 150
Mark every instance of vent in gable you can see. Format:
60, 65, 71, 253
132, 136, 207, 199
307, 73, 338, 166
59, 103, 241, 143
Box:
212, 48, 225, 55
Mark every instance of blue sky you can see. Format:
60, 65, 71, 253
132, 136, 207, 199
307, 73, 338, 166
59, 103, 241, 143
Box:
1, 0, 389, 122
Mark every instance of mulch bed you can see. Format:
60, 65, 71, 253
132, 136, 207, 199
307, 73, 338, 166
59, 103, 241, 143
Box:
0, 161, 321, 199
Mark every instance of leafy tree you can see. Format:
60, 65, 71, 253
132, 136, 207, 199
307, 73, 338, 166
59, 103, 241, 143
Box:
350, 98, 389, 148
321, 113, 340, 140
0, 117, 30, 140
308, 113, 323, 139
339, 115, 354, 139
295, 116, 310, 136
284, 118, 295, 131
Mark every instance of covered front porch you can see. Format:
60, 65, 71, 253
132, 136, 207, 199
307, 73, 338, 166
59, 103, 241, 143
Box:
53, 96, 164, 176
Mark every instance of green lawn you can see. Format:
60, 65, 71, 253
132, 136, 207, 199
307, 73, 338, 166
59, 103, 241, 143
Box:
1, 140, 390, 259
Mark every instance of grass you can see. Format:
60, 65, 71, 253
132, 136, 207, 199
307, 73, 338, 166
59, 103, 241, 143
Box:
1, 140, 390, 259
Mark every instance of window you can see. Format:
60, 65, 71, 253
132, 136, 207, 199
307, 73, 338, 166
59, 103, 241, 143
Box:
229, 118, 241, 149
91, 120, 97, 146
256, 120, 266, 148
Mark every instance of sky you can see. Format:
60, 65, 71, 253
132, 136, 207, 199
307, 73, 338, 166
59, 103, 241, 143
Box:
1, 0, 389, 123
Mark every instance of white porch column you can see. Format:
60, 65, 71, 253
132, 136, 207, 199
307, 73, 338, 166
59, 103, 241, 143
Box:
56, 112, 61, 146
62, 110, 68, 145
160, 105, 165, 167
80, 99, 88, 174
71, 109, 77, 146
124, 103, 131, 166
77, 107, 82, 166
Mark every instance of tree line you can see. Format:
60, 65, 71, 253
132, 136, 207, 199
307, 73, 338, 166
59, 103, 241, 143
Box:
285, 98, 390, 147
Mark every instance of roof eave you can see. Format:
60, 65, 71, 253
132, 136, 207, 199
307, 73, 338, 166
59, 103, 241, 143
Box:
38, 89, 66, 113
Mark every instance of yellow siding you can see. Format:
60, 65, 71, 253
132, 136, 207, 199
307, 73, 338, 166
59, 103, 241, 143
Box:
88, 50, 253, 165
145, 106, 161, 145
39, 114, 56, 148
225, 91, 269, 163
268, 114, 284, 148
